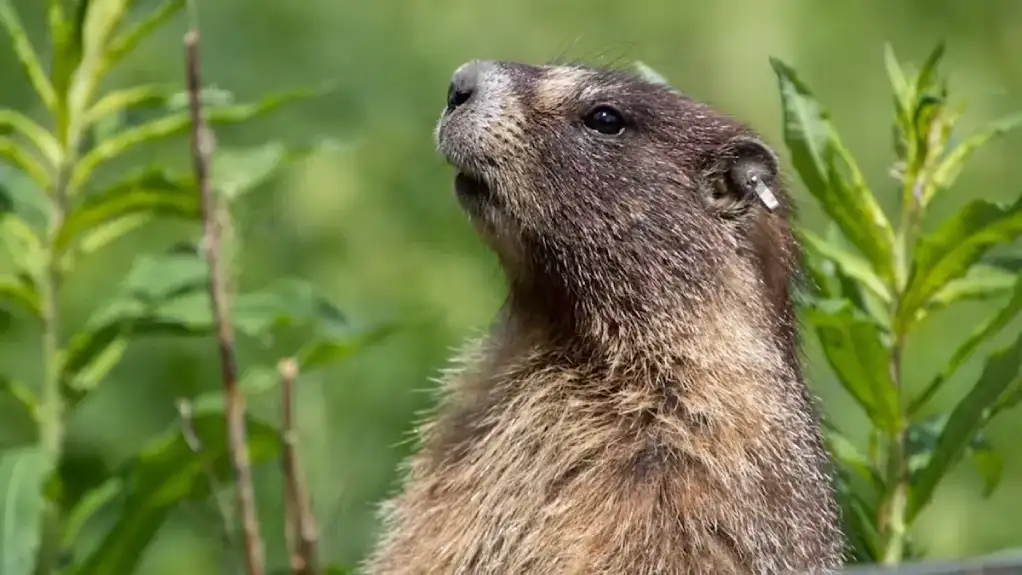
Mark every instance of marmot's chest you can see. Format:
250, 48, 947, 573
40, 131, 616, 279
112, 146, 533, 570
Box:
412, 410, 814, 574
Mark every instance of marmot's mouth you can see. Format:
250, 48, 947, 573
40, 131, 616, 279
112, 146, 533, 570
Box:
454, 172, 491, 202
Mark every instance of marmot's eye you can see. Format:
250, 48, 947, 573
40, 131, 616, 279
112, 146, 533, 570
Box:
583, 106, 625, 135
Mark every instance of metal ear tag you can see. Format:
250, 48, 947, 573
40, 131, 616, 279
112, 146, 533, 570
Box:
749, 174, 779, 212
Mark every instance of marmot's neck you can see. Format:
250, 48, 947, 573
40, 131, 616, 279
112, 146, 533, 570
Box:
504, 266, 799, 378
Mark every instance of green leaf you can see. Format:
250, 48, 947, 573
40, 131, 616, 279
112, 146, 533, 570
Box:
119, 249, 208, 302
233, 279, 348, 339
633, 61, 672, 87
969, 438, 1003, 498
68, 0, 136, 114
926, 113, 1022, 207
770, 58, 896, 285
0, 210, 45, 281
213, 143, 288, 200
0, 163, 48, 228
0, 111, 61, 166
914, 41, 947, 98
833, 472, 883, 563
61, 476, 122, 552
105, 0, 185, 73
910, 274, 1022, 414
0, 1, 58, 112
84, 84, 234, 128
884, 44, 911, 164
0, 137, 51, 190
805, 299, 900, 432
797, 229, 891, 304
883, 43, 909, 102
908, 331, 1022, 520
70, 411, 281, 575
60, 311, 210, 404
0, 447, 54, 575
55, 170, 199, 256
925, 263, 1019, 314
824, 428, 881, 489
0, 377, 38, 450
48, 0, 78, 101
923, 265, 1017, 318
899, 195, 1022, 332
0, 274, 41, 318
297, 322, 396, 373
70, 90, 320, 192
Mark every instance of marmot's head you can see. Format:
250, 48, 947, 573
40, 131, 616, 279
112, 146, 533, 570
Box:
435, 60, 800, 350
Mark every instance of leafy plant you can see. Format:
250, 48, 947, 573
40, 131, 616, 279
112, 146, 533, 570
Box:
770, 43, 1022, 565
0, 1, 383, 573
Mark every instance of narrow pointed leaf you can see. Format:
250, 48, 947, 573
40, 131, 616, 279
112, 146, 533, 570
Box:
908, 331, 1022, 520
925, 264, 1019, 314
0, 275, 41, 318
883, 43, 909, 102
70, 90, 319, 191
925, 113, 1022, 206
824, 428, 882, 489
0, 210, 45, 280
70, 411, 281, 575
0, 447, 54, 575
105, 0, 185, 72
297, 322, 396, 373
969, 439, 1003, 498
914, 41, 947, 96
80, 0, 134, 59
770, 58, 896, 284
0, 137, 51, 190
84, 84, 234, 128
0, 377, 38, 450
0, 1, 58, 111
899, 195, 1022, 331
213, 143, 287, 200
805, 299, 900, 432
797, 229, 891, 303
0, 111, 61, 166
48, 0, 78, 99
55, 170, 198, 254
61, 477, 122, 551
910, 275, 1022, 414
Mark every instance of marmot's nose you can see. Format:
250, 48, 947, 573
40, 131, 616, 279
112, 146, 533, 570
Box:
446, 60, 493, 111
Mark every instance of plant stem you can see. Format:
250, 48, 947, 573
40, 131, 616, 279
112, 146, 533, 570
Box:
184, 25, 266, 575
40, 157, 72, 457
279, 358, 318, 575
880, 339, 908, 565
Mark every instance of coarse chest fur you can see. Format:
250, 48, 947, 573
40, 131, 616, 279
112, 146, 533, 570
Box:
363, 59, 845, 575
364, 304, 843, 574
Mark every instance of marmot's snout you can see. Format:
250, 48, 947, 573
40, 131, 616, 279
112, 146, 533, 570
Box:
435, 60, 522, 217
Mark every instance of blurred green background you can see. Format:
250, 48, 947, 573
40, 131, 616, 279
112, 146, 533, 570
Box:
2, 0, 1021, 572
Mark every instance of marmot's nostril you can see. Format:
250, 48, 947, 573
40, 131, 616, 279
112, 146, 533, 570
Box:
446, 61, 483, 110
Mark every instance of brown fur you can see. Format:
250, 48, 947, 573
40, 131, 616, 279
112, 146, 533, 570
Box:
363, 60, 844, 574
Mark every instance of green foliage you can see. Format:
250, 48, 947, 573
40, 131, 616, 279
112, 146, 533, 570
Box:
769, 44, 1022, 565
0, 1, 386, 572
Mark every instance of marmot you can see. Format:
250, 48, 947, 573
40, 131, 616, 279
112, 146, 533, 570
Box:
363, 59, 845, 575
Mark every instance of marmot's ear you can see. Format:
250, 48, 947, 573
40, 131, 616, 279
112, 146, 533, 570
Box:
704, 136, 781, 217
